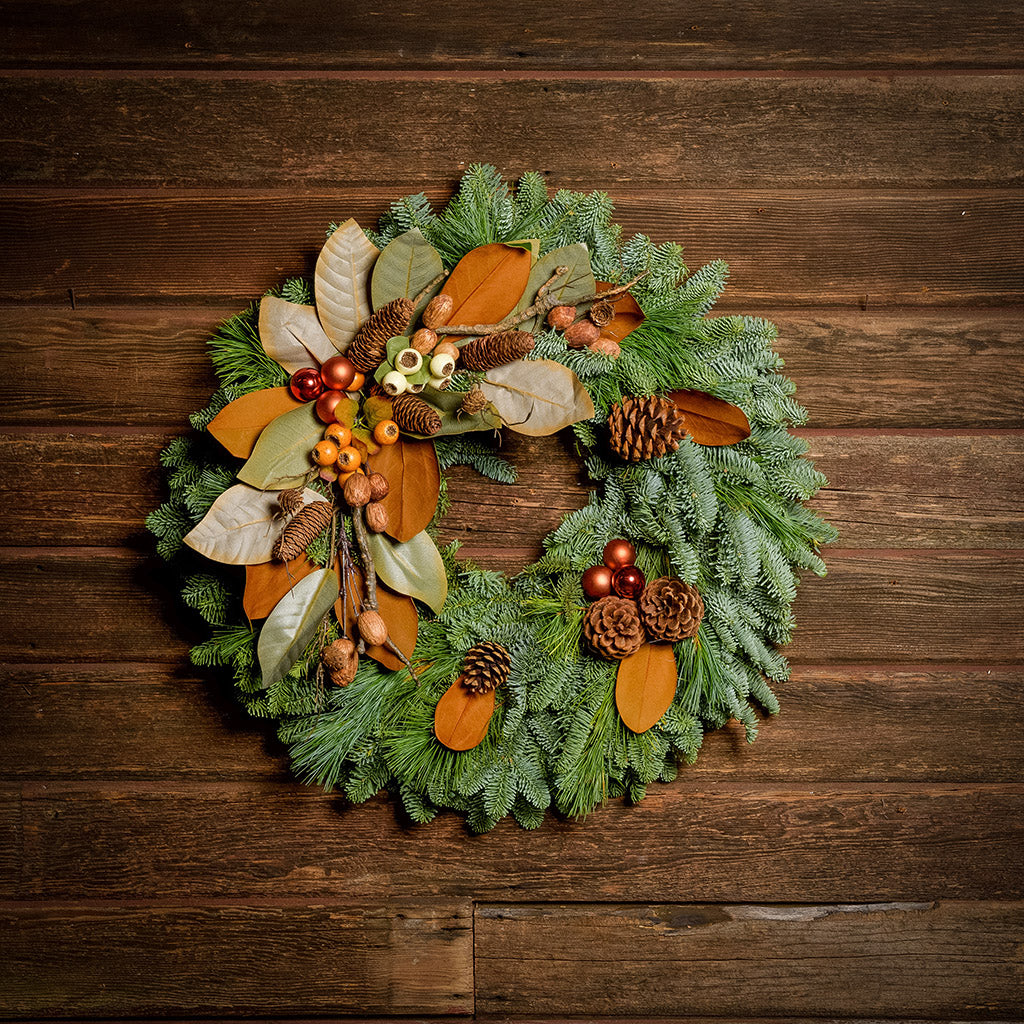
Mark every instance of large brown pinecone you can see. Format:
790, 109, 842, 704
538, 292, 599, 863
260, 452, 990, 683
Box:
273, 500, 333, 561
639, 577, 705, 642
607, 395, 688, 461
391, 393, 442, 435
346, 298, 415, 372
583, 596, 645, 661
461, 641, 511, 694
459, 330, 535, 370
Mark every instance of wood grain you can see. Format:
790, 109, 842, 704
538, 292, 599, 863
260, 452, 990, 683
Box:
2, 77, 1021, 188
474, 901, 1024, 1017
4, 191, 1024, 307
0, 902, 473, 1017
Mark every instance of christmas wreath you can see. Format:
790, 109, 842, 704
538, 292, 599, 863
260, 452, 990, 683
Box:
149, 165, 836, 831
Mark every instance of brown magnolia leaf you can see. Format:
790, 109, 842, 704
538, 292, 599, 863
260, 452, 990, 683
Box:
439, 243, 533, 327
434, 676, 496, 751
615, 642, 678, 734
207, 387, 303, 458
335, 567, 418, 672
366, 437, 441, 543
668, 389, 752, 447
243, 554, 317, 621
594, 282, 645, 345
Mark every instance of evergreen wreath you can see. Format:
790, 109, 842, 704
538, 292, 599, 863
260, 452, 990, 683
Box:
149, 165, 836, 832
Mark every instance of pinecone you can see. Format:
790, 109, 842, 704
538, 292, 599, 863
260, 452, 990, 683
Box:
460, 387, 488, 416
346, 298, 415, 372
273, 500, 333, 561
459, 330, 535, 370
639, 577, 705, 642
391, 393, 442, 435
607, 395, 688, 461
277, 487, 305, 517
583, 596, 645, 661
588, 299, 616, 327
461, 641, 511, 694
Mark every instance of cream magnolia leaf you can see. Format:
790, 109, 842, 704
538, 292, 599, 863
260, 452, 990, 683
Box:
258, 295, 337, 373
371, 227, 445, 321
515, 243, 595, 333
257, 568, 340, 688
315, 218, 379, 352
366, 528, 447, 615
237, 402, 323, 491
184, 484, 326, 565
479, 359, 595, 436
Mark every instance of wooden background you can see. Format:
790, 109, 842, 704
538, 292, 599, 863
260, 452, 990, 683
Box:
2, 2, 1023, 1019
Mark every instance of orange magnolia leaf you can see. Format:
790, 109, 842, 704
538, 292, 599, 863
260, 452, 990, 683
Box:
615, 642, 678, 734
595, 282, 645, 345
439, 243, 533, 327
207, 387, 303, 458
335, 567, 418, 672
367, 437, 441, 543
668, 389, 751, 447
434, 676, 496, 751
243, 554, 317, 621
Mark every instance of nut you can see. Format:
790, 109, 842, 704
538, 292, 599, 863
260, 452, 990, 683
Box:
322, 638, 358, 686
357, 609, 388, 646
433, 340, 460, 361
396, 348, 423, 375
547, 305, 577, 331
367, 472, 390, 501
411, 327, 438, 354
590, 336, 622, 359
343, 472, 372, 508
365, 500, 389, 533
564, 319, 601, 349
421, 293, 454, 329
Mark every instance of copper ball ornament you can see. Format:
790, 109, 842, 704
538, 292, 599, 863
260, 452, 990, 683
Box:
581, 564, 614, 600
289, 367, 324, 402
602, 538, 636, 570
612, 564, 646, 600
320, 355, 357, 392
315, 389, 347, 423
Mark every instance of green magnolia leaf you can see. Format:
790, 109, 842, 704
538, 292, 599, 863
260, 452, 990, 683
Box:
479, 359, 595, 436
237, 402, 322, 490
409, 385, 503, 437
371, 228, 445, 322
315, 219, 379, 353
514, 243, 595, 333
257, 567, 340, 687
366, 529, 447, 614
258, 296, 336, 373
184, 484, 326, 564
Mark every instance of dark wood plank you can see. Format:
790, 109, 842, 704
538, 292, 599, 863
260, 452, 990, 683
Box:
0, 902, 473, 1017
474, 901, 1024, 1018
3, 665, 1021, 784
2, 1, 1021, 70
1, 77, 1021, 188
10, 783, 1023, 900
4, 191, 1023, 307
0, 787, 21, 890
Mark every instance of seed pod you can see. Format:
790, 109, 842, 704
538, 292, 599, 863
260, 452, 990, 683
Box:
422, 293, 454, 329
412, 327, 438, 354
367, 472, 390, 501
358, 609, 388, 646
547, 305, 577, 331
564, 320, 601, 349
429, 352, 456, 378
343, 472, 372, 508
381, 370, 408, 396
365, 500, 389, 533
396, 347, 423, 375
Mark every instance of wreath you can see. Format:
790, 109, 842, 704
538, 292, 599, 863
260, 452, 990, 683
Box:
149, 165, 836, 832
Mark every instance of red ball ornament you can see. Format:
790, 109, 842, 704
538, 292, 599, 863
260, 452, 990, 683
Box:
612, 564, 646, 600
289, 367, 324, 402
320, 355, 356, 392
602, 538, 637, 569
581, 564, 614, 601
315, 390, 347, 424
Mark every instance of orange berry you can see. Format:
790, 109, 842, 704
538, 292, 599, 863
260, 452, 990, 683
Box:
348, 371, 366, 392
373, 419, 400, 445
312, 439, 340, 466
336, 445, 362, 471
336, 470, 358, 488
324, 423, 352, 448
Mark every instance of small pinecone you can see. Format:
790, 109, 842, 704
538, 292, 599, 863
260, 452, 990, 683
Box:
321, 638, 358, 686
583, 596, 645, 661
607, 395, 688, 462
277, 487, 305, 517
273, 500, 334, 561
391, 393, 442, 435
639, 577, 705, 642
347, 298, 415, 372
460, 387, 488, 416
588, 299, 616, 327
459, 330, 535, 371
461, 641, 511, 694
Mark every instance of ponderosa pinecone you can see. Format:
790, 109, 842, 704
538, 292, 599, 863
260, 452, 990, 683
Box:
639, 577, 704, 642
347, 298, 415, 372
273, 500, 333, 561
607, 395, 688, 461
461, 641, 511, 694
583, 596, 645, 661
391, 393, 442, 435
588, 299, 616, 327
459, 330, 535, 370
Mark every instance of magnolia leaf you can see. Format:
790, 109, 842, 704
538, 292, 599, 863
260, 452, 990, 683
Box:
207, 387, 303, 459
184, 484, 326, 565
315, 219, 379, 352
366, 528, 447, 614
669, 389, 751, 446
407, 386, 502, 438
479, 359, 595, 436
371, 228, 445, 322
257, 567, 340, 688
244, 553, 318, 620
434, 677, 496, 751
615, 642, 678, 734
258, 296, 337, 373
367, 437, 441, 543
336, 567, 418, 672
439, 243, 533, 328
515, 243, 595, 332
237, 402, 323, 490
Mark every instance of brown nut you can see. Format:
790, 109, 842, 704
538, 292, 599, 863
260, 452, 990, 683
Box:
433, 340, 460, 361
590, 336, 622, 359
421, 293, 454, 329
343, 472, 372, 508
411, 327, 438, 354
357, 609, 388, 647
547, 304, 577, 331
364, 500, 389, 533
367, 472, 390, 501
564, 319, 601, 349
322, 638, 359, 686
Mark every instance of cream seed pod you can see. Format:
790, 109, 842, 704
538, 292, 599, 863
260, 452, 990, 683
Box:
428, 374, 452, 390
396, 348, 423, 375
406, 380, 426, 393
429, 352, 456, 378
381, 369, 408, 396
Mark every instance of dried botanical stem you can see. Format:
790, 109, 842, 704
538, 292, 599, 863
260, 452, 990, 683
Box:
350, 506, 378, 612
534, 265, 569, 301
412, 270, 448, 307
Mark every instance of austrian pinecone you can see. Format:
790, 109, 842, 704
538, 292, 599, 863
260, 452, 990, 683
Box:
461, 641, 511, 694
347, 298, 415, 372
273, 500, 333, 561
459, 330, 535, 371
583, 596, 645, 661
607, 394, 688, 461
391, 393, 442, 435
587, 299, 616, 327
639, 577, 705, 642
